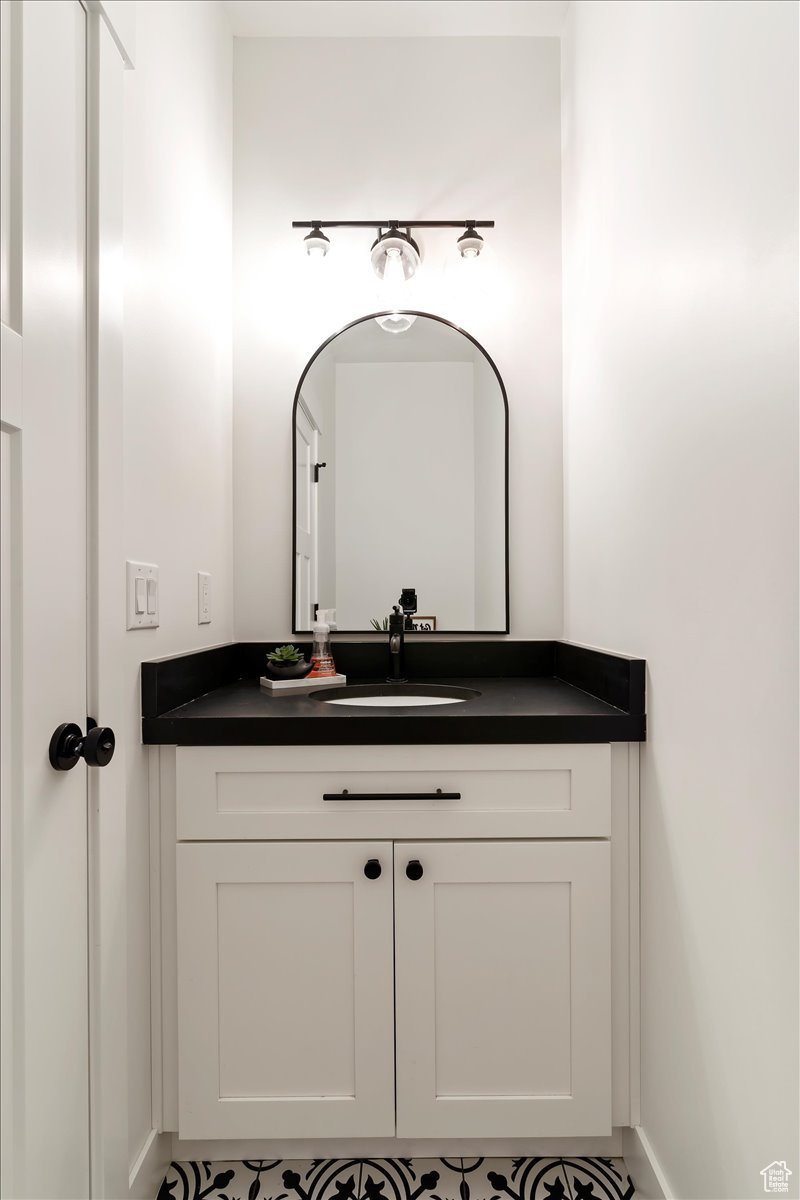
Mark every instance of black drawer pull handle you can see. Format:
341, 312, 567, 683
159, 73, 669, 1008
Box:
406, 860, 424, 881
364, 859, 382, 880
323, 788, 461, 802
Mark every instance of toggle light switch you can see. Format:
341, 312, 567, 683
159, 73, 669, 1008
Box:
126, 562, 159, 629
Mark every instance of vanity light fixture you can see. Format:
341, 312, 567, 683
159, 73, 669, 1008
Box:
293, 219, 494, 334
292, 219, 494, 264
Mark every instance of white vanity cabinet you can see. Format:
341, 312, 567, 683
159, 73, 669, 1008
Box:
159, 742, 639, 1150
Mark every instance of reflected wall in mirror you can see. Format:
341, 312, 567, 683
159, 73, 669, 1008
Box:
293, 312, 508, 633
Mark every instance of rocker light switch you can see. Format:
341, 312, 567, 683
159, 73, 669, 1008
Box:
126, 562, 159, 629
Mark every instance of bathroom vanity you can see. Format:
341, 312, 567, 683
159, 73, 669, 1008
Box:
143, 639, 644, 1156
139, 309, 646, 1156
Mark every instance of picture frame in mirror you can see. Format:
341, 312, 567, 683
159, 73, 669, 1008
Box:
410, 616, 437, 632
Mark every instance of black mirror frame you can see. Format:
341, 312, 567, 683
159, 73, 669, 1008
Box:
291, 310, 510, 635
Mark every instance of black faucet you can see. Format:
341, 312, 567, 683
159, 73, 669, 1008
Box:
387, 605, 408, 683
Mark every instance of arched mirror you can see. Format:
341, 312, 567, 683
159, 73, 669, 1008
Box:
292, 312, 509, 633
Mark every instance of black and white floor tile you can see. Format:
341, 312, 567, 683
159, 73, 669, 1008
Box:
157, 1157, 635, 1200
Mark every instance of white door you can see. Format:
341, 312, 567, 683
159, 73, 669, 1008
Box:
394, 840, 612, 1138
176, 841, 396, 1139
0, 2, 90, 1196
295, 397, 319, 628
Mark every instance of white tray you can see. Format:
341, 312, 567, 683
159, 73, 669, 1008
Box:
259, 672, 347, 695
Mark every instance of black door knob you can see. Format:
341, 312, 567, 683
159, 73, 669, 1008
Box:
406, 859, 423, 881
364, 858, 382, 880
49, 722, 116, 771
83, 726, 116, 767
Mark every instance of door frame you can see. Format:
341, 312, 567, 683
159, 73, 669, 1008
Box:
83, 3, 170, 1197
85, 7, 127, 1198
84, 3, 170, 1196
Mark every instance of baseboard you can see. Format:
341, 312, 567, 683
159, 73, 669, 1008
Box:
129, 1128, 171, 1199
622, 1127, 672, 1200
172, 1132, 624, 1160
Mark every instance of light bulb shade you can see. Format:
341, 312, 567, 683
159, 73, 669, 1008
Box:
457, 226, 484, 258
303, 227, 330, 257
370, 227, 420, 281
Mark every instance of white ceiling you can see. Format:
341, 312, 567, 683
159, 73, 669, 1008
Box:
224, 1, 570, 38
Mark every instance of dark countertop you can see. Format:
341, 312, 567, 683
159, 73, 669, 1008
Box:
141, 641, 646, 746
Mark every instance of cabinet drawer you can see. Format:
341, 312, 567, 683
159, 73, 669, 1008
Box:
175, 744, 611, 840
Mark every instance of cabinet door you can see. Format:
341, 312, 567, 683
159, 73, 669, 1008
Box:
177, 841, 395, 1139
395, 840, 611, 1137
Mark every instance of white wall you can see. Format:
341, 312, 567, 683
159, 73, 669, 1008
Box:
561, 3, 799, 1197
334, 361, 475, 630
233, 35, 563, 639
123, 0, 232, 1166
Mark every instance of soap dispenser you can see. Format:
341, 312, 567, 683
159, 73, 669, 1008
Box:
309, 609, 337, 678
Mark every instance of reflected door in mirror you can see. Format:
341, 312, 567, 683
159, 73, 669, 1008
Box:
295, 400, 318, 629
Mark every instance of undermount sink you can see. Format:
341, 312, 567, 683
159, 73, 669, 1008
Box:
315, 683, 481, 708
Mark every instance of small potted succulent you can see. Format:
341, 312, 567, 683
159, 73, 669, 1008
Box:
264, 644, 313, 681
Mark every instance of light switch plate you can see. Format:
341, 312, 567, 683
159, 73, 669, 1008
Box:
126, 561, 159, 629
197, 571, 211, 624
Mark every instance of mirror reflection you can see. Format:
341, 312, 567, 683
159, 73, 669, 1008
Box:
293, 313, 508, 633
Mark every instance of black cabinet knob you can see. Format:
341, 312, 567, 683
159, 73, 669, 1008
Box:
406, 859, 423, 881
364, 858, 382, 880
49, 722, 116, 771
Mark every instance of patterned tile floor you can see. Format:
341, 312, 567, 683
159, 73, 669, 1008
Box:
158, 1157, 635, 1200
